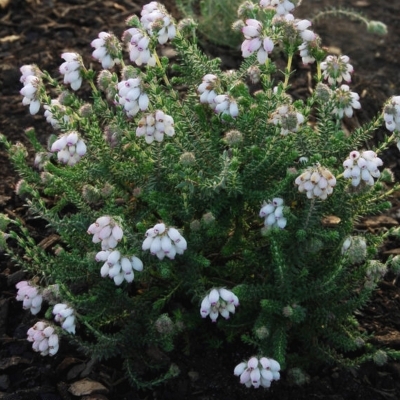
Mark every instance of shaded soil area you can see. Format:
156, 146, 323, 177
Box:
1, 0, 400, 399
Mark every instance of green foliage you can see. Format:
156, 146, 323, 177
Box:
176, 0, 252, 48
1, 0, 399, 390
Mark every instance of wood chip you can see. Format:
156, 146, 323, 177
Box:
68, 379, 108, 396
321, 215, 341, 227
354, 1, 370, 6
38, 234, 60, 249
0, 0, 10, 9
0, 195, 11, 206
0, 35, 20, 43
82, 395, 109, 400
357, 215, 398, 229
383, 248, 400, 255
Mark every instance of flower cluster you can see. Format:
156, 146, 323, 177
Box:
87, 215, 123, 250
213, 95, 239, 118
270, 12, 317, 65
50, 131, 87, 166
142, 223, 187, 260
20, 64, 40, 84
259, 198, 287, 229
332, 84, 361, 118
270, 105, 305, 135
117, 77, 149, 117
198, 74, 218, 104
15, 281, 43, 315
273, 12, 315, 42
321, 55, 354, 86
365, 260, 387, 288
44, 99, 70, 130
197, 74, 238, 118
59, 52, 83, 91
136, 110, 175, 144
260, 0, 295, 15
200, 288, 239, 322
295, 165, 337, 200
91, 32, 121, 69
247, 65, 261, 84
27, 322, 59, 356
140, 1, 176, 44
343, 150, 383, 187
95, 249, 143, 285
123, 28, 156, 67
241, 19, 274, 64
298, 35, 320, 65
34, 152, 52, 171
20, 65, 41, 115
291, 16, 315, 42
52, 303, 76, 334
383, 96, 400, 133
234, 356, 281, 388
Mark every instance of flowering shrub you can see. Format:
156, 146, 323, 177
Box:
2, 0, 400, 391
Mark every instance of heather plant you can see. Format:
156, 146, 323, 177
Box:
2, 0, 400, 391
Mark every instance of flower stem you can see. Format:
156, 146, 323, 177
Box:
317, 61, 322, 82
153, 51, 172, 88
283, 53, 293, 89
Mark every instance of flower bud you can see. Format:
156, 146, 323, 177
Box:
373, 350, 388, 366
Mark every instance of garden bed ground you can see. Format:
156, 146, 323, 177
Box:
1, 0, 400, 399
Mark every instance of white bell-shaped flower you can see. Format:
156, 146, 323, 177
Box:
140, 2, 176, 44
295, 164, 336, 200
87, 216, 123, 250
59, 52, 83, 90
142, 222, 187, 259
117, 77, 149, 117
234, 356, 280, 389
260, 0, 295, 15
27, 322, 59, 356
91, 32, 121, 69
259, 198, 287, 229
20, 71, 42, 115
383, 96, 400, 132
342, 150, 383, 187
52, 303, 76, 334
200, 287, 239, 322
15, 281, 43, 315
94, 245, 143, 285
136, 110, 175, 144
50, 131, 87, 166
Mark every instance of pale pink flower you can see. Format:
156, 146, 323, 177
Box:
320, 55, 354, 85
234, 356, 280, 388
59, 52, 83, 90
142, 223, 187, 260
136, 110, 175, 144
260, 0, 295, 15
241, 19, 274, 64
91, 32, 121, 69
200, 288, 239, 322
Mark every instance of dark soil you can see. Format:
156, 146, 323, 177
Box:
1, 1, 400, 399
